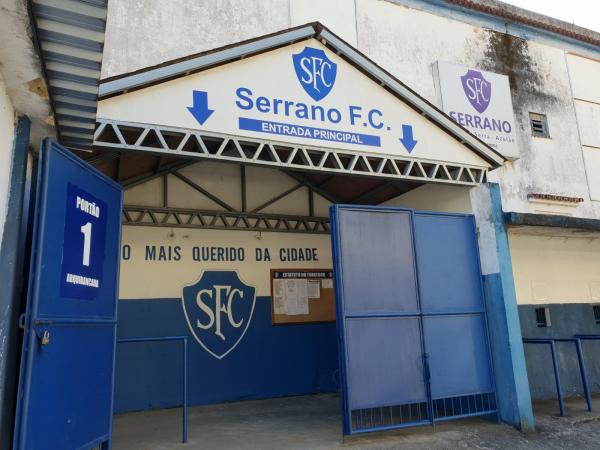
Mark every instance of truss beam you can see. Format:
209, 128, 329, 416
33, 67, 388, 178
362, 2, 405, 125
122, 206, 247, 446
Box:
122, 206, 330, 234
121, 160, 194, 189
94, 119, 488, 186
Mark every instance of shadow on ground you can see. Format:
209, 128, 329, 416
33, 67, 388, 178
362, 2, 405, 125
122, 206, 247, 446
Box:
113, 394, 600, 450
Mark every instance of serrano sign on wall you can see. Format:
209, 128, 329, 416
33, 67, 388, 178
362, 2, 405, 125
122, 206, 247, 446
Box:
97, 40, 489, 168
434, 61, 519, 160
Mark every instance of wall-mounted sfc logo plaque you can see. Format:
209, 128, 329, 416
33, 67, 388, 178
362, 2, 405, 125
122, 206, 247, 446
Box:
182, 271, 256, 359
292, 46, 337, 101
461, 69, 491, 114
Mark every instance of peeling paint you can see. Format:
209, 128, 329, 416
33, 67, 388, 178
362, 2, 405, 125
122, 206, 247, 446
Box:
26, 77, 49, 100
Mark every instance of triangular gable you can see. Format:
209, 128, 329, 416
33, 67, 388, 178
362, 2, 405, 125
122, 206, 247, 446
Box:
97, 23, 504, 169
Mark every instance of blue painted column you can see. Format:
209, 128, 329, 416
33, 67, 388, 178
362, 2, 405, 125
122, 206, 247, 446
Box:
0, 115, 31, 449
470, 182, 535, 432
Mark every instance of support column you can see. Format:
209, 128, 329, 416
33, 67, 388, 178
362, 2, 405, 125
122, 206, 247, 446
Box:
0, 116, 31, 449
471, 182, 535, 432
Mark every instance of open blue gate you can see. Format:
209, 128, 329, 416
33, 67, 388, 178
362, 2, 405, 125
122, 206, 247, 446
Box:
330, 205, 496, 435
13, 140, 123, 449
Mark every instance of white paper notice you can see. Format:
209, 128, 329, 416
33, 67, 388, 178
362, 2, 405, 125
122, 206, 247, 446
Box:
273, 279, 286, 314
284, 279, 309, 315
321, 278, 333, 289
308, 279, 321, 298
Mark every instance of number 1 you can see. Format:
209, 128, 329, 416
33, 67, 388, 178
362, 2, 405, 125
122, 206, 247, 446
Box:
80, 222, 92, 266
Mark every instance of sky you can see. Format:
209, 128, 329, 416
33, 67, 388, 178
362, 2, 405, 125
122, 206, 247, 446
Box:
501, 0, 600, 33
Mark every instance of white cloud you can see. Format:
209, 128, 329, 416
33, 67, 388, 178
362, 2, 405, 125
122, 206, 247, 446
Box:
501, 0, 600, 33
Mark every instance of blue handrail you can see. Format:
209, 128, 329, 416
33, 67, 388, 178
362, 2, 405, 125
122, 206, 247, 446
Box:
117, 336, 188, 443
522, 337, 592, 416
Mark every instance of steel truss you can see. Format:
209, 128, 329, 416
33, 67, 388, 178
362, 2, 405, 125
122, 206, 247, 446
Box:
123, 206, 330, 234
94, 119, 488, 186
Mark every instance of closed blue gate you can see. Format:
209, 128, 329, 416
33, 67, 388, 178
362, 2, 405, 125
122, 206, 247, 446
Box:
330, 205, 496, 435
13, 140, 123, 449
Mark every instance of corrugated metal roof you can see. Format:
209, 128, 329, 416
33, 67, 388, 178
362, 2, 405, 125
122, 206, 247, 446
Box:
30, 0, 107, 152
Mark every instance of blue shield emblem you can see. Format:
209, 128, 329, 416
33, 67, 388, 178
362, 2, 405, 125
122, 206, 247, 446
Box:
292, 47, 337, 101
182, 271, 256, 359
461, 69, 492, 114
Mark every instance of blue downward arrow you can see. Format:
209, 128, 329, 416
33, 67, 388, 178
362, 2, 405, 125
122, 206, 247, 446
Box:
399, 124, 418, 153
187, 90, 215, 125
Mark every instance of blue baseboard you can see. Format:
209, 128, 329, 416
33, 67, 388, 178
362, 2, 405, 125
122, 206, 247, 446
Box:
115, 297, 339, 412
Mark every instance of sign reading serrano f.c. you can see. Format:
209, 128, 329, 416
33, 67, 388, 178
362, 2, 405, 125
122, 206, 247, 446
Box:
182, 271, 256, 359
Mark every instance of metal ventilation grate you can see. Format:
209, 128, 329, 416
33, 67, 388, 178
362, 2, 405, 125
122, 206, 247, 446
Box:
31, 0, 108, 152
529, 112, 550, 138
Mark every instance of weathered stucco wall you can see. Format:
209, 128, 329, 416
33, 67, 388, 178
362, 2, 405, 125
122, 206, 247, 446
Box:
101, 0, 600, 220
0, 70, 16, 247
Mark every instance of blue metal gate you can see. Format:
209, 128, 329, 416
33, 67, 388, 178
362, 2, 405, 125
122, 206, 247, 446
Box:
330, 205, 496, 435
13, 140, 123, 450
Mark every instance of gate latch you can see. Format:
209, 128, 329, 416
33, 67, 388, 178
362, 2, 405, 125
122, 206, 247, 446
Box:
40, 330, 50, 345
35, 328, 50, 346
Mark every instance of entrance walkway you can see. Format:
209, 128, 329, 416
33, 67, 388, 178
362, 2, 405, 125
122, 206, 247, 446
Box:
113, 394, 600, 450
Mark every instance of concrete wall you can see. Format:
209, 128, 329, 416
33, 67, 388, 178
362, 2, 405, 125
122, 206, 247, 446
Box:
509, 231, 600, 306
115, 161, 339, 411
509, 229, 600, 398
567, 53, 600, 203
519, 303, 600, 399
0, 70, 16, 248
100, 0, 600, 408
102, 0, 600, 221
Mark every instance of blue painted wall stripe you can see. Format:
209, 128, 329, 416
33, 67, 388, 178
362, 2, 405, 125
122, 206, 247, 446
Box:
115, 297, 339, 412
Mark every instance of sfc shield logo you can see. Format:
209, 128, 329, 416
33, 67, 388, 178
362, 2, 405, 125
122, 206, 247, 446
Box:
293, 46, 337, 101
461, 69, 491, 114
182, 271, 256, 359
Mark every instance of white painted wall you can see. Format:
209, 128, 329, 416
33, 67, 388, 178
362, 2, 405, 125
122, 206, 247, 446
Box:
101, 0, 600, 220
119, 226, 332, 299
0, 70, 16, 247
509, 230, 600, 305
124, 161, 332, 217
290, 0, 358, 45
122, 160, 334, 299
101, 0, 289, 79
383, 184, 472, 213
567, 53, 600, 202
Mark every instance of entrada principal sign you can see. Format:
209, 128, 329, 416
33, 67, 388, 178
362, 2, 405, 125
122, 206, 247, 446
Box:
210, 45, 405, 149
98, 40, 489, 168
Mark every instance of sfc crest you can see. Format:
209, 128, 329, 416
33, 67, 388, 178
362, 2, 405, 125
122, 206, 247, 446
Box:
182, 271, 256, 359
292, 46, 337, 101
461, 69, 492, 114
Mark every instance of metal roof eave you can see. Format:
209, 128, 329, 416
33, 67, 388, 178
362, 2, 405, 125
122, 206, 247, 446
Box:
98, 22, 505, 168
30, 0, 108, 152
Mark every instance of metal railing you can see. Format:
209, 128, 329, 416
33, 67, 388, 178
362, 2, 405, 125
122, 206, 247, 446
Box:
117, 336, 188, 443
522, 336, 593, 416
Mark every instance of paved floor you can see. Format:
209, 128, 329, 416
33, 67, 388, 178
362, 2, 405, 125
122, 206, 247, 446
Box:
113, 394, 600, 450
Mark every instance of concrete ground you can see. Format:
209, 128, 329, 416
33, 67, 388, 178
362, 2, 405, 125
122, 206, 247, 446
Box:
113, 394, 600, 450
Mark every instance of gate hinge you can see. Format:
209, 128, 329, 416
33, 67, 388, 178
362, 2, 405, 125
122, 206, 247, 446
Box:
18, 313, 26, 329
